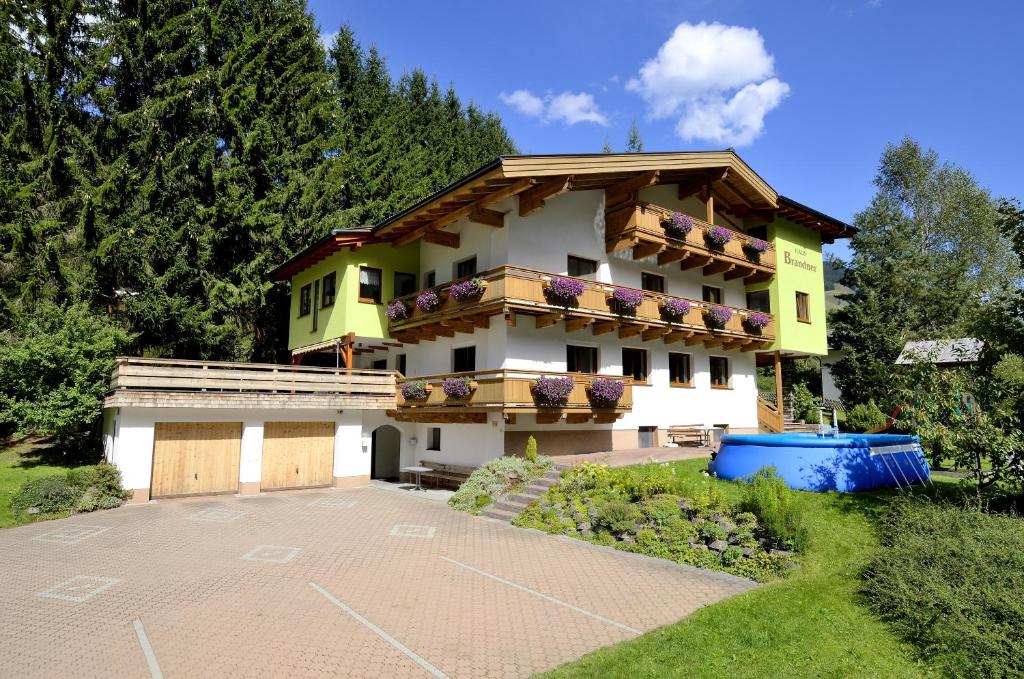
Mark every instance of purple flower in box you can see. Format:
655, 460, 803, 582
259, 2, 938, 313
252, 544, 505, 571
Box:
705, 225, 734, 248
449, 277, 486, 302
532, 375, 574, 406
401, 380, 429, 400
743, 238, 769, 255
662, 297, 692, 321
662, 212, 694, 239
386, 300, 409, 321
704, 305, 733, 328
442, 376, 473, 399
415, 289, 441, 313
544, 276, 585, 307
610, 287, 644, 314
743, 311, 771, 331
588, 378, 625, 407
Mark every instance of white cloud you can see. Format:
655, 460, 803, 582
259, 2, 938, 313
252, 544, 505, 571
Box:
626, 22, 790, 146
499, 89, 608, 126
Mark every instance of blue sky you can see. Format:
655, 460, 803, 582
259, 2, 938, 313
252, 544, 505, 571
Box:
309, 1, 1024, 261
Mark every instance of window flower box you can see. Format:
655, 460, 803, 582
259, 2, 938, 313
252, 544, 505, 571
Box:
659, 297, 692, 322
703, 305, 733, 330
587, 378, 625, 408
660, 212, 694, 240
400, 380, 432, 401
532, 375, 574, 407
543, 276, 585, 307
607, 287, 644, 315
442, 376, 477, 399
448, 277, 488, 302
742, 237, 769, 261
386, 300, 410, 322
742, 311, 771, 334
705, 225, 734, 250
415, 289, 442, 313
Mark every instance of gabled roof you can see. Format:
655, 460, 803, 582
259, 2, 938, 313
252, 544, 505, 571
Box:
895, 338, 984, 365
269, 228, 376, 281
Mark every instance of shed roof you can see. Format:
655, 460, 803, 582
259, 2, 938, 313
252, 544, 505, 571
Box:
895, 338, 984, 365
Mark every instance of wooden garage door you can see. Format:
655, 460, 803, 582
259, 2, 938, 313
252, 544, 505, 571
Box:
151, 422, 242, 498
261, 421, 335, 490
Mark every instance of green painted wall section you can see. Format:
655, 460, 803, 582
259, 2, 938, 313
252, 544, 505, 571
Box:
747, 219, 828, 356
287, 242, 420, 349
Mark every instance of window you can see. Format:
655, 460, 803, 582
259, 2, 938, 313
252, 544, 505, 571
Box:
312, 279, 320, 331
710, 356, 731, 388
394, 272, 417, 298
641, 272, 665, 293
395, 353, 407, 375
298, 284, 311, 317
567, 255, 598, 279
702, 285, 723, 304
452, 346, 476, 372
567, 345, 598, 374
796, 291, 811, 323
426, 427, 441, 451
371, 358, 387, 370
455, 256, 477, 280
358, 266, 382, 303
746, 290, 770, 313
622, 348, 649, 383
669, 353, 692, 387
746, 225, 768, 240
423, 271, 436, 289
321, 272, 336, 307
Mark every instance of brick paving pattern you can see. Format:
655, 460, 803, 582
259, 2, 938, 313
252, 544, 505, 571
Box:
0, 486, 757, 678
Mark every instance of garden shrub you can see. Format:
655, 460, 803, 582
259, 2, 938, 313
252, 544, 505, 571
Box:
608, 463, 674, 501
739, 466, 809, 552
639, 495, 681, 526
861, 499, 1024, 678
845, 400, 888, 433
448, 455, 552, 514
791, 382, 822, 422
594, 500, 642, 534
10, 463, 129, 520
524, 435, 538, 462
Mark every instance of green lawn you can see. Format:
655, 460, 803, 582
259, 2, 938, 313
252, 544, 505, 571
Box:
0, 440, 78, 528
541, 459, 941, 679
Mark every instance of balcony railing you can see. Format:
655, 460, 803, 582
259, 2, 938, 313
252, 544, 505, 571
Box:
392, 369, 632, 424
605, 201, 775, 282
387, 266, 774, 351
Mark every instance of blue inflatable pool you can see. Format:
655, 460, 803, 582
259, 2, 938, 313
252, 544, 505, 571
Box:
710, 432, 930, 492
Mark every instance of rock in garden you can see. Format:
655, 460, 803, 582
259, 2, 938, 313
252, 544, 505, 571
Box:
26, 507, 39, 515
718, 520, 735, 532
741, 547, 754, 557
770, 549, 793, 557
709, 540, 728, 553
619, 533, 634, 543
577, 521, 591, 532
689, 516, 702, 525
710, 513, 725, 522
678, 498, 692, 510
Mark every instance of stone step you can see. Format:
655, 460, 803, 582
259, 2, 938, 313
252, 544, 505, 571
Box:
533, 476, 560, 487
480, 506, 519, 522
492, 500, 530, 513
505, 492, 539, 505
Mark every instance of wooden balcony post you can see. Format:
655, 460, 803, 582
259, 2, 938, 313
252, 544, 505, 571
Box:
773, 350, 784, 415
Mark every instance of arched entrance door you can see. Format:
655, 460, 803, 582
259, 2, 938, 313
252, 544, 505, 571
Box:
371, 425, 401, 481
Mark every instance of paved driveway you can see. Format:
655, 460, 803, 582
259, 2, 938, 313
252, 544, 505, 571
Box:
0, 485, 756, 678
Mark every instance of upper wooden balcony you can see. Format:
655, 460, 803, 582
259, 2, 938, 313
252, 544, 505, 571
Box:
605, 201, 775, 283
391, 369, 632, 424
104, 357, 398, 410
387, 266, 775, 352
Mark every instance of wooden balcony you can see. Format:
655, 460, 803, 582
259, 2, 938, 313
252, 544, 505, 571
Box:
391, 369, 633, 424
388, 266, 774, 352
605, 201, 775, 282
104, 357, 397, 410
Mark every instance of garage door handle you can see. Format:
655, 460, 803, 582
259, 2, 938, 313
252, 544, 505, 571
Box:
194, 473, 198, 480
295, 466, 299, 474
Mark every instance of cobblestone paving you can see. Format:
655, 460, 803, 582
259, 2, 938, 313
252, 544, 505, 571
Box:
0, 486, 757, 678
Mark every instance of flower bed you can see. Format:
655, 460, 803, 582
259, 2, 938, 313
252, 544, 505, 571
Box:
513, 462, 800, 582
442, 376, 474, 399
661, 212, 694, 240
587, 378, 625, 407
449, 455, 553, 514
386, 300, 409, 321
661, 297, 692, 322
703, 305, 733, 329
415, 289, 441, 313
448, 277, 487, 302
400, 380, 430, 401
609, 287, 644, 314
743, 311, 771, 333
544, 276, 585, 307
532, 375, 574, 407
705, 225, 734, 249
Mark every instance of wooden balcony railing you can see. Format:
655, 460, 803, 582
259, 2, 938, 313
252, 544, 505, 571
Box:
757, 396, 784, 433
391, 369, 632, 424
387, 266, 774, 352
605, 201, 775, 282
105, 357, 398, 409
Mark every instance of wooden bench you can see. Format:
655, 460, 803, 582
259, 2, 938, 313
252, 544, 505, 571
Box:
418, 460, 477, 489
667, 425, 708, 447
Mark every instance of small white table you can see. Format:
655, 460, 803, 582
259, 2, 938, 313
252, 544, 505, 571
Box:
402, 466, 433, 491
697, 426, 723, 447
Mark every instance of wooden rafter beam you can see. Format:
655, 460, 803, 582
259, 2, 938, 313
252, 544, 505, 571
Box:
703, 336, 725, 348
632, 241, 663, 260
468, 208, 505, 228
536, 412, 562, 425
535, 312, 561, 329
724, 265, 754, 281
677, 169, 729, 200
703, 260, 733, 276
605, 170, 659, 208
663, 330, 694, 344
592, 320, 619, 336
422, 229, 460, 248
441, 320, 475, 334
593, 414, 621, 424
657, 248, 689, 265
564, 316, 591, 333
618, 323, 647, 339
394, 178, 535, 246
641, 327, 670, 342
745, 271, 774, 284
519, 175, 572, 217
467, 314, 491, 329
565, 413, 591, 425
685, 336, 706, 346
680, 254, 712, 271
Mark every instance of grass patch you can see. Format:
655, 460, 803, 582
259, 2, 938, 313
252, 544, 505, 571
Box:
0, 439, 80, 528
540, 458, 934, 678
